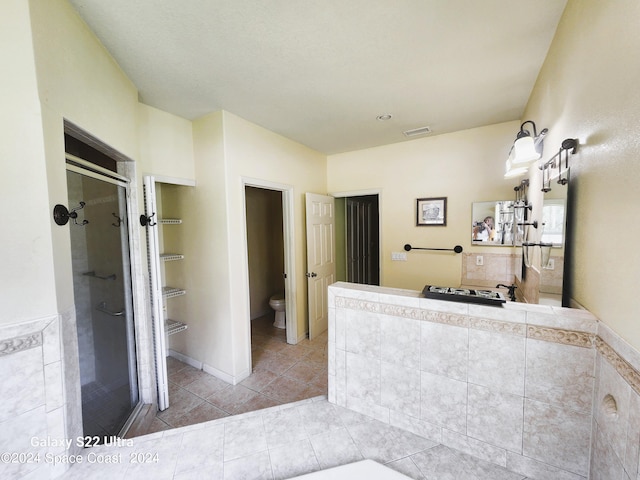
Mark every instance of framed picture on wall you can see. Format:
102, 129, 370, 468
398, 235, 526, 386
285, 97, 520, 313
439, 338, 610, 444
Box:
416, 197, 447, 226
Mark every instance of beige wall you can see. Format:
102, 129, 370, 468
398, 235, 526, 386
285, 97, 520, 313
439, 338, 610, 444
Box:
327, 121, 521, 290
138, 103, 196, 182
0, 0, 57, 324
523, 0, 640, 349
29, 0, 141, 314
223, 111, 327, 376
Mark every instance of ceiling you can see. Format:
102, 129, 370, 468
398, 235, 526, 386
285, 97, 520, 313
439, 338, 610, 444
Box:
68, 0, 568, 155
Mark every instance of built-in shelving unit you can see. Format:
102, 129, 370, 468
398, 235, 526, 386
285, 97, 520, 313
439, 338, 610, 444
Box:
159, 219, 187, 336
143, 176, 195, 411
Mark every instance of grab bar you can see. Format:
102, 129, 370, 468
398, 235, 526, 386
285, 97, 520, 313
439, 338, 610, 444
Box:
83, 271, 117, 281
404, 244, 463, 254
97, 301, 125, 317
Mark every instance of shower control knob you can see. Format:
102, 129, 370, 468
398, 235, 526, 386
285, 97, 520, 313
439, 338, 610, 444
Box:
306, 272, 318, 278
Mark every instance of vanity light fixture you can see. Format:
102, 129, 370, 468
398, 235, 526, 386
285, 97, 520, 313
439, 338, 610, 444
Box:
522, 242, 553, 269
539, 138, 578, 192
504, 120, 548, 178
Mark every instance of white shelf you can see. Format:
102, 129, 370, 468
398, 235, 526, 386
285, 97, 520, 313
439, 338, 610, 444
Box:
162, 286, 186, 299
160, 218, 182, 225
165, 319, 187, 336
160, 253, 184, 262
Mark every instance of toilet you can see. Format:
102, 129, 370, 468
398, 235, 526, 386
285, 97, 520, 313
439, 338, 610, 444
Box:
269, 293, 286, 329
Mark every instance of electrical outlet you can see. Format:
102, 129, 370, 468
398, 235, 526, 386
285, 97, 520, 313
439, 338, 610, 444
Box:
545, 258, 555, 270
391, 252, 407, 261
476, 255, 484, 266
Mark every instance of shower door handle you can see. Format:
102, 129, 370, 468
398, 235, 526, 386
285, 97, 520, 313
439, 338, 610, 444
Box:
97, 301, 125, 317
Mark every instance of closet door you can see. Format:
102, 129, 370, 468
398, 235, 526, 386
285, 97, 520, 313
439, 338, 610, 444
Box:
142, 175, 170, 410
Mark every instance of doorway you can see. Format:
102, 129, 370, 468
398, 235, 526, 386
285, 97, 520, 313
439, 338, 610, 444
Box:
66, 160, 139, 441
346, 195, 380, 285
242, 179, 297, 347
245, 186, 285, 323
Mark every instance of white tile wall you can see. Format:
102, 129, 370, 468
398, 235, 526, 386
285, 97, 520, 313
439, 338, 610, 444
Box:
329, 281, 640, 480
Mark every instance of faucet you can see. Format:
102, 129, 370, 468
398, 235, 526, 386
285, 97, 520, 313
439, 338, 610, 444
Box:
496, 283, 517, 302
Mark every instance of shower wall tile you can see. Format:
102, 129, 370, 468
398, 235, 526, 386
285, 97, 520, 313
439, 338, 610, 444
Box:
467, 384, 524, 452
528, 308, 598, 334
380, 361, 420, 418
595, 355, 632, 464
421, 321, 468, 381
380, 314, 420, 369
442, 428, 508, 467
335, 308, 346, 350
345, 352, 380, 404
468, 329, 525, 396
326, 282, 636, 480
44, 360, 64, 412
0, 405, 48, 480
389, 410, 441, 444
345, 310, 380, 358
525, 338, 595, 414
420, 371, 467, 434
624, 390, 640, 479
506, 451, 586, 480
43, 317, 61, 365
523, 398, 591, 477
0, 347, 46, 423
590, 421, 625, 480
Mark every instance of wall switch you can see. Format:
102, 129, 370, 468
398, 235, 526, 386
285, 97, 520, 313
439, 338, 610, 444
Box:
391, 252, 407, 261
476, 255, 484, 266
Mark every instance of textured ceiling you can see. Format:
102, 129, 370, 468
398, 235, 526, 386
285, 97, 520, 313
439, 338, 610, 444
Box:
68, 0, 567, 155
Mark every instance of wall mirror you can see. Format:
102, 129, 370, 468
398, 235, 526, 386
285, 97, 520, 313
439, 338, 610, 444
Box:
471, 201, 515, 246
537, 189, 567, 304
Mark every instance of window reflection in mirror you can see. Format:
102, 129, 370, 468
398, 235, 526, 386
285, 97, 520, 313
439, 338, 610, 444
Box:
471, 201, 515, 246
541, 199, 565, 246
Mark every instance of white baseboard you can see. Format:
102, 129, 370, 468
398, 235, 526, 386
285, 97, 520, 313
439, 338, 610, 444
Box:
168, 349, 202, 369
168, 349, 249, 386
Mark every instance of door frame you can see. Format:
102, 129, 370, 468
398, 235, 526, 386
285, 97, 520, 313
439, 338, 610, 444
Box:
330, 189, 383, 284
241, 177, 298, 352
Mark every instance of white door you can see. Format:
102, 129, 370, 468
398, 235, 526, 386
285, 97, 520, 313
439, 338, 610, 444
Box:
305, 193, 336, 339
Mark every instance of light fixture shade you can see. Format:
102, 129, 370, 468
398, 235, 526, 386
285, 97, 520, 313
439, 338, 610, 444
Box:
504, 158, 529, 178
540, 243, 552, 269
511, 136, 541, 164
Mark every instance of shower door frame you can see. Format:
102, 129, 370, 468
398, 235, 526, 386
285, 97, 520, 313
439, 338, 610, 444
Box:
65, 154, 142, 436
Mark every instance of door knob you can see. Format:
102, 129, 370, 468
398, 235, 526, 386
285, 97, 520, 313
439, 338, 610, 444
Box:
306, 272, 317, 278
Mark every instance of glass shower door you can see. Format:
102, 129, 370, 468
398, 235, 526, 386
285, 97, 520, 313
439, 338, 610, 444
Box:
66, 166, 139, 441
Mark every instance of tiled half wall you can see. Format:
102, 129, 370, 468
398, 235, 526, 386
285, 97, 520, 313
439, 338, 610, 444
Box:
328, 282, 640, 480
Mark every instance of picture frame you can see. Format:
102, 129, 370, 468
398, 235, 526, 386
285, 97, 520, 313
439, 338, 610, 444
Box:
416, 197, 447, 226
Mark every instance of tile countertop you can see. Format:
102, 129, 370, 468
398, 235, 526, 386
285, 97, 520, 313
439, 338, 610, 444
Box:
328, 281, 599, 335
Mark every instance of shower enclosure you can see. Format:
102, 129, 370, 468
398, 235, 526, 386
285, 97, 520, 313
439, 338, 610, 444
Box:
66, 160, 139, 441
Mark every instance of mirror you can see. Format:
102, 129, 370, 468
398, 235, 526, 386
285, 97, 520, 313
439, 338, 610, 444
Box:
538, 190, 567, 304
471, 201, 515, 246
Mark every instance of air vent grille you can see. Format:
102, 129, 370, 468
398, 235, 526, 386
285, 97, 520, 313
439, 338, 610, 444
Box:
403, 126, 432, 137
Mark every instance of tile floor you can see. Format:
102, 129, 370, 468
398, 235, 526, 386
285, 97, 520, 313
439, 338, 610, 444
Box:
60, 396, 532, 479
141, 313, 329, 434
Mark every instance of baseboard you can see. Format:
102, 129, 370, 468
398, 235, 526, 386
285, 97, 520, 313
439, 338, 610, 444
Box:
167, 349, 203, 369
168, 349, 248, 386
202, 362, 250, 386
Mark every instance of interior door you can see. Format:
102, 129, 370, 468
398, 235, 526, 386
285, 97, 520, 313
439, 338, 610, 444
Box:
305, 193, 336, 339
66, 164, 139, 440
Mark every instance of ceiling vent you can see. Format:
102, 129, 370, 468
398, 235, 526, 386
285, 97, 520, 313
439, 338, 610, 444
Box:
403, 126, 432, 138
